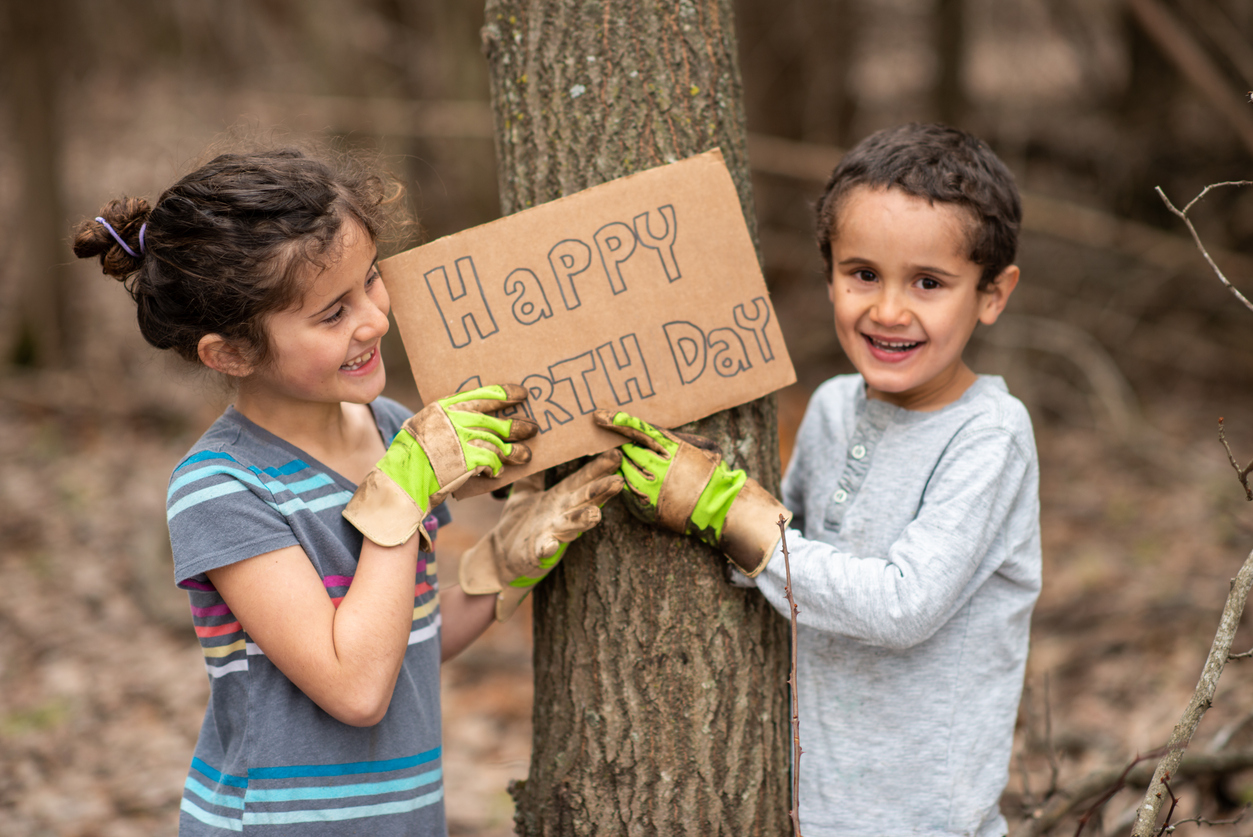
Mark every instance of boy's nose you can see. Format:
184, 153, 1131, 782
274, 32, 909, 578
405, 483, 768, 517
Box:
871, 289, 911, 327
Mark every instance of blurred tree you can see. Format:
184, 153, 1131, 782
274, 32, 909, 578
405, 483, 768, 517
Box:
481, 1, 790, 834
934, 0, 968, 127
2, 0, 76, 368
734, 0, 857, 147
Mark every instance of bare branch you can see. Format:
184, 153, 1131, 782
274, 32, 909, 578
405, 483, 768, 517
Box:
1073, 755, 1152, 837
1017, 751, 1163, 837
1156, 184, 1253, 316
778, 515, 803, 837
1014, 748, 1253, 836
1130, 549, 1253, 835
1154, 776, 1180, 837
1159, 807, 1247, 833
1218, 418, 1253, 500
1044, 674, 1061, 798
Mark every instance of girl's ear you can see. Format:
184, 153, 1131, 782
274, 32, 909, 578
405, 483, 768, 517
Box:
977, 265, 1019, 326
198, 334, 254, 377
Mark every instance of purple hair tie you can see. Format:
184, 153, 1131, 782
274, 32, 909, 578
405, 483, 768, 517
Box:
95, 216, 143, 258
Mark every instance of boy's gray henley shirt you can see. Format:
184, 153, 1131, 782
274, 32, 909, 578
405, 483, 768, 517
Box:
745, 374, 1041, 837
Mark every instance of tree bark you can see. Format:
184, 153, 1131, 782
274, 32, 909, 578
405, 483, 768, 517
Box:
481, 3, 790, 834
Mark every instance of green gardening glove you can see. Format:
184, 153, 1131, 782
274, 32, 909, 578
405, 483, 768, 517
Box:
593, 410, 790, 577
344, 385, 538, 551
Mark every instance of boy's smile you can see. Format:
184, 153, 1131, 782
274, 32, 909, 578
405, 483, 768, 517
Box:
827, 186, 1018, 412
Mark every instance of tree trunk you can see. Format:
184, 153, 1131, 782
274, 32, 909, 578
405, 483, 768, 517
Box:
934, 0, 967, 128
2, 0, 74, 369
481, 2, 791, 834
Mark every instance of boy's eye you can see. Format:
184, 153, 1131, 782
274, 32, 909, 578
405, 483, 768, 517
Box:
918, 277, 941, 290
852, 269, 877, 283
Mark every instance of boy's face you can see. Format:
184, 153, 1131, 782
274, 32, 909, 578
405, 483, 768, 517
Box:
827, 186, 1018, 412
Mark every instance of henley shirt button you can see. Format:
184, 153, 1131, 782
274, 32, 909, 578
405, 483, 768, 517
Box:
832, 489, 848, 503
851, 444, 866, 460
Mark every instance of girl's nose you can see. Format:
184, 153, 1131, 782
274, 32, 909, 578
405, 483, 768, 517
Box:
360, 292, 391, 339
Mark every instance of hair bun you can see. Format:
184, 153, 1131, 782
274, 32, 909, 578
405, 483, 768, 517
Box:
72, 197, 152, 280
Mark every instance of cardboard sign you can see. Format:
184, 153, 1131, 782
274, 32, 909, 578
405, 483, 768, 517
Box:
381, 148, 796, 497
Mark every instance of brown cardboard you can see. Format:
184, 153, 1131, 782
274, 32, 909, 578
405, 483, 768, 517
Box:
381, 148, 796, 497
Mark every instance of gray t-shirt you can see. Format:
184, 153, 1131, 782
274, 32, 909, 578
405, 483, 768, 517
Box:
748, 374, 1041, 837
168, 398, 451, 836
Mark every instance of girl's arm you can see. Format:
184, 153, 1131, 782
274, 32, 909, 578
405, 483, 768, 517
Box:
206, 536, 420, 727
437, 583, 497, 661
435, 450, 626, 660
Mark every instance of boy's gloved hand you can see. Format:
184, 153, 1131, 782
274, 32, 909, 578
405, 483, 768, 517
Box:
593, 410, 789, 577
344, 385, 539, 551
459, 450, 624, 620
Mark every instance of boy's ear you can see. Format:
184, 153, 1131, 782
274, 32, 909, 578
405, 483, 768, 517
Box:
198, 334, 255, 378
977, 265, 1019, 326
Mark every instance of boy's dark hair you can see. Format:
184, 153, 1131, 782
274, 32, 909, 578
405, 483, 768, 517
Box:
73, 146, 406, 367
815, 122, 1021, 290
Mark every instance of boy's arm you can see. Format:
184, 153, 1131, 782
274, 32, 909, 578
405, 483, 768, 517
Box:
595, 409, 1037, 651
753, 425, 1037, 649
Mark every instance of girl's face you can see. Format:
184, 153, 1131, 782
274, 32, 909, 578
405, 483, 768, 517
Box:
243, 220, 391, 410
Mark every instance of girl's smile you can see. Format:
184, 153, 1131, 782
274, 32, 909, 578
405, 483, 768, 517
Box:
341, 345, 381, 375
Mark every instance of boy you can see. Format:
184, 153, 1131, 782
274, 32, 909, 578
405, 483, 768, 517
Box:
596, 122, 1040, 836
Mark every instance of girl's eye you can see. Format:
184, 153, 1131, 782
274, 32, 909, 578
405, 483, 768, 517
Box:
323, 306, 346, 325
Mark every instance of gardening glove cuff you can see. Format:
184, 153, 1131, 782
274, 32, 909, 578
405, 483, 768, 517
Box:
344, 384, 537, 550
657, 451, 787, 577
717, 477, 791, 578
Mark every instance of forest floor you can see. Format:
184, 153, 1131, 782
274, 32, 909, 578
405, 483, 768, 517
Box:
2, 370, 1253, 837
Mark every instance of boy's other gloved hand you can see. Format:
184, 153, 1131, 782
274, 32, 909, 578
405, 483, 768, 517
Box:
345, 385, 539, 551
593, 410, 790, 578
459, 450, 624, 620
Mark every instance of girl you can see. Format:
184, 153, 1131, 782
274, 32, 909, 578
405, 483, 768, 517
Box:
74, 146, 621, 835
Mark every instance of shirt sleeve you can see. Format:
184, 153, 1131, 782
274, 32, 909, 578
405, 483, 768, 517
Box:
167, 451, 301, 587
754, 425, 1034, 650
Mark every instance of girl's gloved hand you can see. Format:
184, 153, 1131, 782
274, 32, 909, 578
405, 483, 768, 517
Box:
593, 410, 789, 577
459, 450, 624, 621
344, 385, 538, 551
